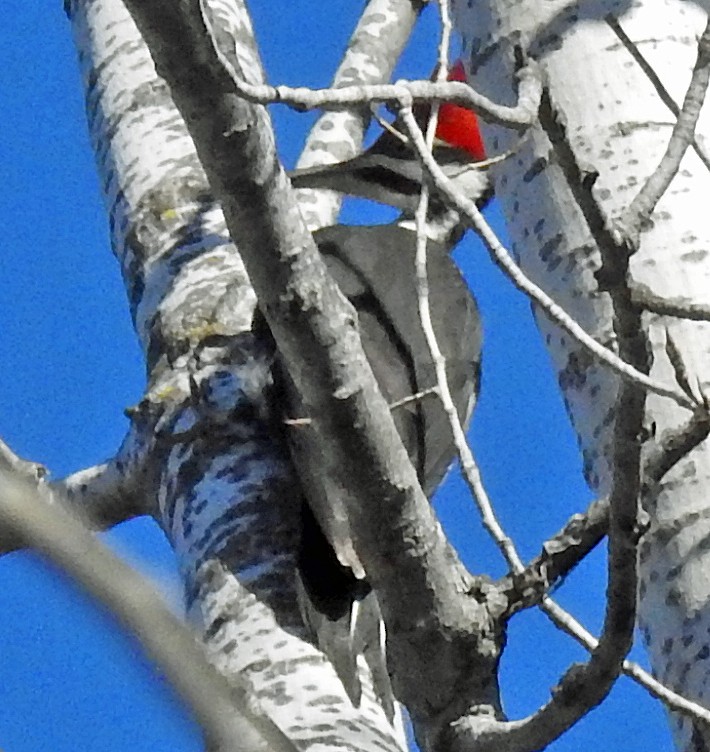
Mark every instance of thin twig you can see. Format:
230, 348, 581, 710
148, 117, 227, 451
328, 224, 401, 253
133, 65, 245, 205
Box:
412, 10, 525, 573
541, 599, 710, 724
606, 13, 710, 172
398, 107, 698, 412
620, 15, 710, 243
644, 403, 710, 487
198, 2, 541, 130
436, 0, 453, 73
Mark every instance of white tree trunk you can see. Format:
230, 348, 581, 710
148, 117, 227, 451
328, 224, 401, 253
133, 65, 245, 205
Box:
453, 1, 710, 748
66, 0, 407, 749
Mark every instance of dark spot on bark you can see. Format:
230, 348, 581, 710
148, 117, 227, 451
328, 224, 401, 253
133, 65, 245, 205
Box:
523, 158, 547, 182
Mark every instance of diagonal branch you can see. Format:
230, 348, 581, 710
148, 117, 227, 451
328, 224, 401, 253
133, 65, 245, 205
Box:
542, 599, 710, 726
400, 38, 710, 740
606, 13, 710, 172
121, 2, 503, 746
0, 469, 297, 752
619, 15, 710, 245
294, 0, 424, 231
397, 107, 698, 412
56, 461, 145, 530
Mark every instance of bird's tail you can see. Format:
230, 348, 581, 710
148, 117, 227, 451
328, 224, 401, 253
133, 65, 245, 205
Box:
295, 568, 397, 725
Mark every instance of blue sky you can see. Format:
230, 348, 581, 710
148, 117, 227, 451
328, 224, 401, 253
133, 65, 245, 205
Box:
0, 2, 673, 751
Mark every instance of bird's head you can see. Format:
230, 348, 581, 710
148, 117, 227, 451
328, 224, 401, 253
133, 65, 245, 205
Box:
433, 60, 486, 163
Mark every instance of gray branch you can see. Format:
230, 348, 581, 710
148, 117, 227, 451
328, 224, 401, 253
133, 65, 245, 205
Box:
0, 437, 144, 555
120, 0, 506, 746
0, 468, 297, 752
295, 0, 424, 230
197, 17, 540, 131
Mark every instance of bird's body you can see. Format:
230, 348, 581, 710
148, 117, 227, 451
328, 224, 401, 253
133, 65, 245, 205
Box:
287, 221, 482, 719
283, 59, 486, 721
317, 223, 480, 490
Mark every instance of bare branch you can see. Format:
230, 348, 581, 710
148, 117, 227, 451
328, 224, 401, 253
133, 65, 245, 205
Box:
398, 58, 704, 741
448, 384, 641, 752
404, 55, 701, 733
620, 16, 710, 244
409, 0, 524, 574
435, 0, 453, 75
412, 199, 524, 570
397, 107, 698, 412
542, 599, 710, 726
508, 70, 649, 744
0, 469, 297, 752
197, 3, 541, 131
0, 439, 144, 555
606, 13, 710, 172
55, 461, 145, 528
501, 494, 710, 730
504, 389, 710, 612
121, 1, 504, 744
503, 392, 710, 615
388, 386, 439, 411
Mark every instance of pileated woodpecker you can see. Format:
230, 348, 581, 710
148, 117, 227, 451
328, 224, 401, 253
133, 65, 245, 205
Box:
286, 220, 482, 720
280, 59, 486, 720
289, 60, 491, 212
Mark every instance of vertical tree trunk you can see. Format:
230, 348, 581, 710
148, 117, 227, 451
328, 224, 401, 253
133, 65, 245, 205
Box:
453, 1, 710, 749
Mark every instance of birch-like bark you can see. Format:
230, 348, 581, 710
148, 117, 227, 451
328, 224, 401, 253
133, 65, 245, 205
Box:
453, 1, 710, 749
64, 0, 413, 748
295, 0, 424, 231
119, 2, 508, 749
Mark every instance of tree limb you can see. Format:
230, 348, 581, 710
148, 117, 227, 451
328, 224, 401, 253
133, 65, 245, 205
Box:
0, 438, 144, 555
0, 468, 297, 752
294, 0, 425, 231
121, 0, 505, 745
